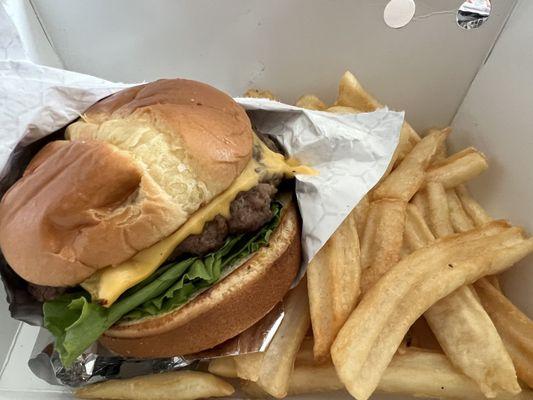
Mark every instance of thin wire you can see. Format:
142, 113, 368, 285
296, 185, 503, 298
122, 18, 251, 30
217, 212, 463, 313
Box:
413, 9, 458, 20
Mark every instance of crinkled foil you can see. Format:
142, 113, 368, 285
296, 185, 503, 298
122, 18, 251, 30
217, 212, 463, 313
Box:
27, 305, 284, 387
0, 59, 402, 386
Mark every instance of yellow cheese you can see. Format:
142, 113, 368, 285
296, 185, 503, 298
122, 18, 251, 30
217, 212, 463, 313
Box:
81, 135, 314, 306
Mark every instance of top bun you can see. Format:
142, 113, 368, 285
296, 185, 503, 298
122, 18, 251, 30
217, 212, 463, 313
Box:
0, 79, 253, 287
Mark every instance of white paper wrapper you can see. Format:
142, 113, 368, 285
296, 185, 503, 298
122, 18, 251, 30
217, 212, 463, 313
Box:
239, 98, 402, 265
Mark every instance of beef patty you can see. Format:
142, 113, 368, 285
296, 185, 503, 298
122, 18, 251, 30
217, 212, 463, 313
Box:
175, 182, 277, 256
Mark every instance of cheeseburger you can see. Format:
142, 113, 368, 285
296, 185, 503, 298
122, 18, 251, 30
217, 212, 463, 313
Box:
0, 79, 310, 366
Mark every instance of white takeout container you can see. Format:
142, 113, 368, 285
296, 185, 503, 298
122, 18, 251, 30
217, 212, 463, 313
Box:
1, 0, 532, 399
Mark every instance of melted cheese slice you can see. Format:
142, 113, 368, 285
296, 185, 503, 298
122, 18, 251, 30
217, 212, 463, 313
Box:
81, 136, 315, 306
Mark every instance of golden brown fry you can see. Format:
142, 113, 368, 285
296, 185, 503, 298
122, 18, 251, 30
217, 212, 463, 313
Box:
295, 94, 327, 110
485, 274, 503, 291
287, 362, 344, 395
74, 371, 234, 400
404, 203, 435, 251
426, 148, 488, 189
388, 123, 422, 167
295, 337, 315, 366
335, 71, 420, 165
243, 89, 277, 101
428, 127, 451, 162
411, 189, 429, 223
446, 189, 475, 232
425, 285, 519, 396
326, 105, 360, 114
373, 129, 449, 202
308, 210, 361, 362
240, 381, 273, 398
406, 199, 519, 396
475, 278, 533, 388
381, 350, 531, 400
399, 243, 411, 259
335, 71, 381, 112
456, 184, 493, 226
331, 222, 533, 400
245, 349, 533, 399
208, 357, 237, 378
352, 194, 370, 238
360, 199, 406, 292
234, 352, 264, 382
256, 280, 310, 398
360, 200, 378, 269
209, 338, 316, 380
426, 181, 454, 237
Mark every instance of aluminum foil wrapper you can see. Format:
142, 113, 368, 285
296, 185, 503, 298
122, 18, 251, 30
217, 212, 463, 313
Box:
28, 305, 284, 387
0, 59, 403, 386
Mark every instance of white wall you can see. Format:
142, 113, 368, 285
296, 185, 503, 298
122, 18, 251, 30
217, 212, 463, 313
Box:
31, 0, 515, 132
452, 0, 533, 316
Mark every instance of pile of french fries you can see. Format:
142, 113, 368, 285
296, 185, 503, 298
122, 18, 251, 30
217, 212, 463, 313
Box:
75, 72, 533, 400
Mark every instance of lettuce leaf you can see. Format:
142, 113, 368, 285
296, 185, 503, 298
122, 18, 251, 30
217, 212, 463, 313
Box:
43, 202, 282, 367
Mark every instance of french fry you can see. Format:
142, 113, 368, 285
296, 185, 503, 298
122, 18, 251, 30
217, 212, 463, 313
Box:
475, 278, 533, 388
406, 199, 520, 396
243, 88, 278, 101
352, 194, 370, 238
381, 350, 531, 400
335, 71, 420, 164
426, 148, 488, 189
295, 337, 315, 366
360, 199, 406, 292
307, 210, 361, 362
286, 363, 344, 395
209, 338, 315, 380
440, 191, 502, 292
331, 222, 533, 400
399, 243, 411, 259
446, 189, 475, 232
244, 349, 533, 399
335, 71, 381, 112
326, 105, 360, 114
295, 94, 327, 110
425, 285, 520, 396
208, 357, 237, 378
428, 127, 451, 162
234, 352, 264, 382
426, 181, 454, 237
360, 200, 378, 269
373, 129, 449, 202
404, 203, 435, 251
74, 371, 234, 400
485, 274, 503, 291
456, 184, 493, 226
411, 189, 429, 222
256, 280, 310, 398
240, 381, 273, 398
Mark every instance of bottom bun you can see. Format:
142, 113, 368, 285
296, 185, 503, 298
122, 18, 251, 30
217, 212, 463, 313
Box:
100, 203, 301, 358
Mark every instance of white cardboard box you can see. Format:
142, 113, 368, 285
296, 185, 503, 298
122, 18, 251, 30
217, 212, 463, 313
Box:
1, 0, 532, 399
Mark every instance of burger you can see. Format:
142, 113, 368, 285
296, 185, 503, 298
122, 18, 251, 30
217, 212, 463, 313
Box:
0, 79, 308, 366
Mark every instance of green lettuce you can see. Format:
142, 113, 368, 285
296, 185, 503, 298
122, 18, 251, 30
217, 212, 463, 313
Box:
43, 202, 282, 367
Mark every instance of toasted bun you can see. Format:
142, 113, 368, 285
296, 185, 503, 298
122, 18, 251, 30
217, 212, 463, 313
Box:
67, 79, 253, 198
99, 203, 301, 358
0, 79, 253, 287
